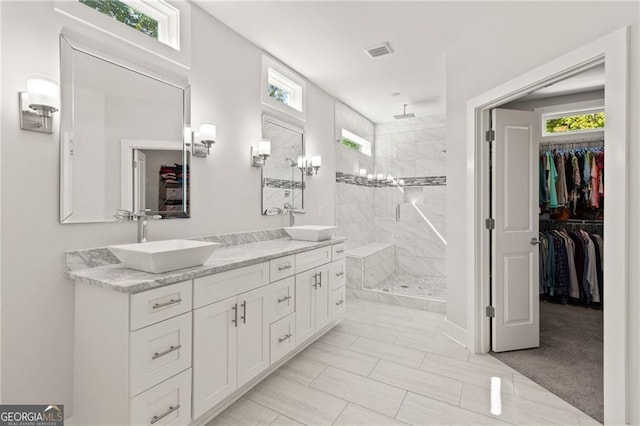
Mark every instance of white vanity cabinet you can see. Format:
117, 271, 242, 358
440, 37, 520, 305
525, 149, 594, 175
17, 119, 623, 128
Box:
73, 280, 193, 426
295, 265, 331, 343
192, 264, 271, 419
71, 237, 346, 426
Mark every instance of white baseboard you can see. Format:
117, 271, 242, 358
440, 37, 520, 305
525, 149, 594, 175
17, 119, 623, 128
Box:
443, 317, 467, 348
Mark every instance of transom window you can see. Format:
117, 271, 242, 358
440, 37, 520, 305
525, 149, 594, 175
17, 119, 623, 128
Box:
340, 129, 372, 156
267, 67, 303, 112
542, 106, 605, 136
79, 0, 180, 50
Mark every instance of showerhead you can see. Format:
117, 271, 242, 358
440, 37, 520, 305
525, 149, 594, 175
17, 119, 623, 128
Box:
394, 104, 415, 120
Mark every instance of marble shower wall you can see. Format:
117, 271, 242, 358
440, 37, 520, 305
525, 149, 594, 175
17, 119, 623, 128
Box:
374, 115, 447, 279
335, 101, 375, 250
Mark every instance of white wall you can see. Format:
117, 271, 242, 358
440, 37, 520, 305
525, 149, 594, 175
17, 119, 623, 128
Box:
0, 1, 336, 412
444, 2, 639, 422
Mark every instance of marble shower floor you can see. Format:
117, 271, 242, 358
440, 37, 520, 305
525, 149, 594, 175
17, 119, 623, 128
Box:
367, 273, 447, 300
207, 298, 600, 426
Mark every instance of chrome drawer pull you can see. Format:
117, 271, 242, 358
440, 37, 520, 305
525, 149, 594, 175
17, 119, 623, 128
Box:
336, 272, 345, 277
150, 404, 180, 424
335, 300, 344, 306
336, 249, 345, 254
277, 295, 292, 303
278, 264, 292, 271
232, 303, 238, 327
278, 333, 292, 343
152, 344, 182, 360
152, 298, 182, 309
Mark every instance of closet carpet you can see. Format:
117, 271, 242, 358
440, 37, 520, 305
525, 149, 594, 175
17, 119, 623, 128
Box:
492, 299, 603, 423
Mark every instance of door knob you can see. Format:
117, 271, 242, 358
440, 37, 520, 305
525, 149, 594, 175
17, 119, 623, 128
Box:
530, 237, 541, 245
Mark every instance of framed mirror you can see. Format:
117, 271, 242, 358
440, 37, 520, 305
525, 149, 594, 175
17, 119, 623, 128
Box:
261, 115, 304, 215
59, 34, 190, 223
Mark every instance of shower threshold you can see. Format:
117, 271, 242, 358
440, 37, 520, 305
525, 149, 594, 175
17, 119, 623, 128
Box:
365, 273, 446, 301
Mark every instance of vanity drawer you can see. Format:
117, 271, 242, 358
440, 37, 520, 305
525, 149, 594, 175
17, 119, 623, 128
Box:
270, 255, 295, 282
129, 312, 192, 397
270, 313, 296, 365
130, 281, 192, 331
270, 276, 295, 323
129, 368, 191, 426
329, 259, 346, 291
295, 246, 332, 273
332, 243, 346, 261
194, 262, 269, 309
330, 287, 346, 319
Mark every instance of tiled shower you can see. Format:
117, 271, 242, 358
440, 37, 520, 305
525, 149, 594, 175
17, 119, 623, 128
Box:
335, 101, 447, 310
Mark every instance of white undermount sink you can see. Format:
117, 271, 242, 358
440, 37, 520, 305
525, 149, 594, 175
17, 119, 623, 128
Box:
108, 239, 220, 273
284, 225, 338, 242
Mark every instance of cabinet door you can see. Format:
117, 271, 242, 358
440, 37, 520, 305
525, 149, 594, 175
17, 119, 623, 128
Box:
295, 269, 316, 344
330, 287, 346, 320
237, 285, 271, 388
329, 259, 346, 291
315, 265, 332, 331
192, 297, 238, 419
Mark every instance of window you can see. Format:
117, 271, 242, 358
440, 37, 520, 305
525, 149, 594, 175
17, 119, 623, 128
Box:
340, 129, 372, 156
261, 55, 306, 121
267, 67, 303, 112
540, 102, 605, 137
79, 0, 180, 50
544, 110, 605, 134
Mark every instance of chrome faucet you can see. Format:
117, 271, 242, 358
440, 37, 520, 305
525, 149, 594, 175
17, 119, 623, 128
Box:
283, 203, 305, 226
114, 209, 162, 243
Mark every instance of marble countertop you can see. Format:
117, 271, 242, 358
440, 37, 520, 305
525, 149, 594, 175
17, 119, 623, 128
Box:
67, 237, 346, 294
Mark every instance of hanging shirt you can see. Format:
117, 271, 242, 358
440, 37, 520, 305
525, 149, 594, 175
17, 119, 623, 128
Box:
590, 156, 600, 208
546, 152, 559, 208
596, 152, 605, 196
555, 152, 568, 206
539, 156, 548, 207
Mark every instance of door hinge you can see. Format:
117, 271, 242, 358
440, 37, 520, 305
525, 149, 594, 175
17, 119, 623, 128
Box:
485, 129, 495, 142
485, 305, 495, 318
133, 160, 137, 169
485, 218, 495, 230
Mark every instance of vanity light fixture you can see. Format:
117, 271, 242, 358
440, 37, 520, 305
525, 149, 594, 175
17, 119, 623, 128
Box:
297, 155, 322, 175
186, 123, 216, 157
251, 138, 271, 167
19, 75, 59, 134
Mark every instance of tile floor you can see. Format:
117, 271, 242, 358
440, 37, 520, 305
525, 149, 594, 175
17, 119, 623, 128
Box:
207, 298, 601, 426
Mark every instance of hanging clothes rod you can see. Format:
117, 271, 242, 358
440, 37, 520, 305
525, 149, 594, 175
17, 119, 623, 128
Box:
539, 138, 604, 150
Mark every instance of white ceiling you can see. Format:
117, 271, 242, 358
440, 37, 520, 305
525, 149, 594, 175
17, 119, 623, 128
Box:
194, 1, 504, 123
194, 2, 604, 123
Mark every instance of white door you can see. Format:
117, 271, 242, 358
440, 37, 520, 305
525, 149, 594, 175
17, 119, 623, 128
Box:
237, 285, 270, 387
314, 266, 331, 331
295, 269, 316, 343
133, 149, 146, 211
192, 297, 238, 418
492, 108, 540, 352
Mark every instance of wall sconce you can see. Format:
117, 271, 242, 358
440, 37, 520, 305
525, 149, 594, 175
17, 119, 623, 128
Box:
19, 75, 59, 134
185, 123, 216, 157
251, 138, 271, 167
297, 155, 322, 175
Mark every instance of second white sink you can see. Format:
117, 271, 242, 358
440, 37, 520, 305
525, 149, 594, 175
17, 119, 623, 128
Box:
284, 225, 338, 242
108, 239, 220, 273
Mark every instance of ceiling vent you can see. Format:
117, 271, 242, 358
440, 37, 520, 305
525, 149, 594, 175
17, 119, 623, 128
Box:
365, 42, 393, 59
